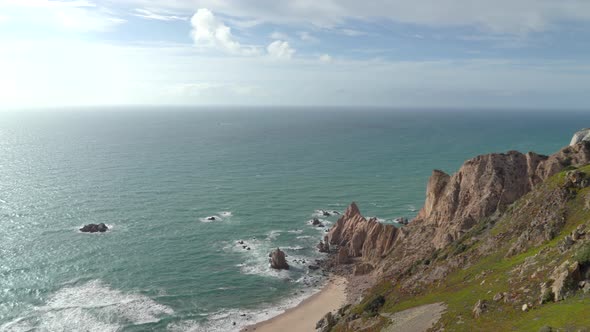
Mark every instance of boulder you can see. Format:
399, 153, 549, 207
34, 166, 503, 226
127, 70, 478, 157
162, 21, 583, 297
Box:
394, 217, 408, 225
564, 170, 588, 189
315, 312, 336, 332
493, 293, 503, 302
317, 240, 330, 253
550, 260, 581, 301
311, 218, 323, 227
269, 248, 289, 270
472, 299, 487, 318
337, 247, 351, 264
354, 263, 374, 276
308, 265, 320, 270
522, 303, 530, 312
206, 216, 216, 221
79, 223, 108, 233
558, 235, 575, 253
540, 282, 553, 304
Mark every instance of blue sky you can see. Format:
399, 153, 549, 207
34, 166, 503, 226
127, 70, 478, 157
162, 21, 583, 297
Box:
1, 0, 590, 108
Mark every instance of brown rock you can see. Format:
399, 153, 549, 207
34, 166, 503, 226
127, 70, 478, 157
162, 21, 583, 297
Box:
337, 247, 351, 264
414, 143, 590, 249
550, 260, 581, 301
269, 248, 289, 270
327, 202, 399, 263
354, 263, 374, 276
317, 240, 330, 253
472, 299, 487, 318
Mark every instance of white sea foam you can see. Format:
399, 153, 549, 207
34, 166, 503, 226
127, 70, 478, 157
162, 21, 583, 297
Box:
267, 230, 281, 240
287, 229, 303, 234
2, 280, 173, 331
199, 215, 222, 223
281, 245, 304, 251
219, 211, 233, 217
167, 281, 325, 332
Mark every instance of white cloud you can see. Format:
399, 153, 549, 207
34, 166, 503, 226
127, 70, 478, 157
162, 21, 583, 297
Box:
319, 54, 332, 63
190, 8, 259, 55
133, 8, 186, 21
267, 40, 295, 59
2, 39, 590, 108
128, 0, 590, 35
298, 31, 319, 42
340, 28, 367, 37
270, 31, 289, 40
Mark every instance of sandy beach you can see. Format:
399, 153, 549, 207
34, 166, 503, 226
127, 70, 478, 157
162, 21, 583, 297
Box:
242, 276, 348, 332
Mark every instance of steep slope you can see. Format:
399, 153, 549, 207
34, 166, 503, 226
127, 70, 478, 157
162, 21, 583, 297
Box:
324, 140, 590, 331
351, 165, 590, 331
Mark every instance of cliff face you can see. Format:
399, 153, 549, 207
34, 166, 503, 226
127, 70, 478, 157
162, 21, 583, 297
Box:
416, 142, 590, 248
326, 203, 399, 263
325, 141, 590, 282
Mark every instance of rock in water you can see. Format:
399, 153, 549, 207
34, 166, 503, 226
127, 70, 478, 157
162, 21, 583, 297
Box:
269, 248, 289, 270
317, 240, 330, 253
570, 128, 590, 146
206, 216, 216, 221
311, 218, 324, 227
80, 223, 108, 233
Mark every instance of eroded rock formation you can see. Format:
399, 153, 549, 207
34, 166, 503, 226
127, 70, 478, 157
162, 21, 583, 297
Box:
269, 248, 289, 270
80, 223, 108, 233
415, 142, 590, 248
327, 203, 399, 263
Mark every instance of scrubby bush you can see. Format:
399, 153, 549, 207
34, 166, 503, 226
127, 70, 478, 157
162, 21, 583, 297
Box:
363, 295, 385, 316
574, 242, 590, 265
559, 157, 573, 167
453, 243, 468, 255
562, 165, 578, 172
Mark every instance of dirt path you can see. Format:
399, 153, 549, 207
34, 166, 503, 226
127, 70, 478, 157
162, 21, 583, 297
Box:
381, 302, 447, 332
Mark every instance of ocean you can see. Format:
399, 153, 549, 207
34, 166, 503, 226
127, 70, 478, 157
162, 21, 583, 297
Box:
1, 108, 588, 331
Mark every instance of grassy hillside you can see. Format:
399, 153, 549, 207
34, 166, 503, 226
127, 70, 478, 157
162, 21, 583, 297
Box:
334, 165, 590, 331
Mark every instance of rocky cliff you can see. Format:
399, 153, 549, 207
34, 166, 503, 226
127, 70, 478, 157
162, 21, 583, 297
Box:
415, 141, 590, 249
326, 203, 399, 263
324, 141, 590, 278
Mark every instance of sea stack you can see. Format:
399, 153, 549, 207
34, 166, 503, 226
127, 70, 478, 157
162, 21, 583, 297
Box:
79, 223, 108, 233
269, 248, 289, 270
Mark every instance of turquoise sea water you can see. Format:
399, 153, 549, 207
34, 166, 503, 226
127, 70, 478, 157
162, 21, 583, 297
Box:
1, 108, 589, 331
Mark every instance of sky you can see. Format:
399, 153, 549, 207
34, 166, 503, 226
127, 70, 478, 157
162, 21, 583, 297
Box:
1, 0, 590, 109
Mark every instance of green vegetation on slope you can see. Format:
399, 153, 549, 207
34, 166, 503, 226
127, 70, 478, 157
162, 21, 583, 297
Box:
339, 165, 590, 332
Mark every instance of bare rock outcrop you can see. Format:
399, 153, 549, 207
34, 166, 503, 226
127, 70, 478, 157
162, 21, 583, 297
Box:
472, 299, 487, 318
570, 128, 590, 146
317, 240, 330, 253
80, 223, 108, 233
415, 142, 590, 249
327, 203, 399, 263
269, 248, 289, 270
337, 247, 351, 264
550, 260, 581, 301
